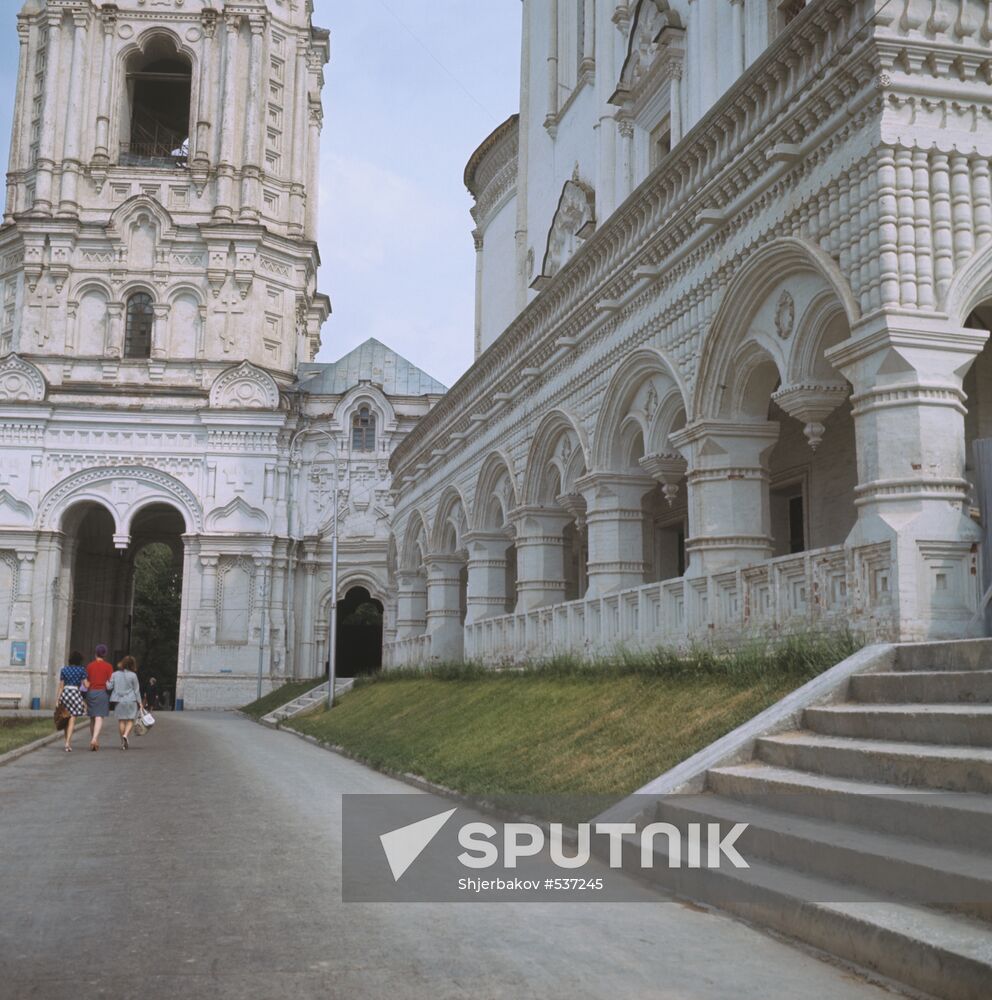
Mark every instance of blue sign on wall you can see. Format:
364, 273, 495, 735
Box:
10, 641, 26, 666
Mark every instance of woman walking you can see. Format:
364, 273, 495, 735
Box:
54, 651, 88, 752
84, 644, 114, 751
109, 655, 142, 751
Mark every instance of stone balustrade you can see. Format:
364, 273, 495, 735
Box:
384, 542, 923, 667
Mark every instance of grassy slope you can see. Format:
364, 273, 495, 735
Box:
290, 672, 799, 799
240, 679, 324, 721
0, 717, 55, 754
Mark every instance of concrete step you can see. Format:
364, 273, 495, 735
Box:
756, 732, 992, 793
850, 670, 992, 704
896, 639, 992, 673
804, 704, 992, 747
706, 763, 992, 853
655, 794, 992, 921
622, 834, 992, 1000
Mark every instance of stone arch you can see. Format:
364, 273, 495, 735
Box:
40, 466, 203, 537
693, 237, 858, 420
473, 451, 519, 530
945, 240, 992, 326
430, 487, 470, 555
591, 347, 689, 470
330, 570, 389, 607
167, 285, 203, 358
400, 510, 430, 572
522, 408, 591, 505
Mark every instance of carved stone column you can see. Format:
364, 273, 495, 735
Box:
288, 38, 309, 236
464, 530, 513, 624
33, 10, 64, 215
827, 313, 987, 639
395, 570, 428, 639
91, 7, 117, 173
239, 15, 266, 221
578, 473, 655, 596
425, 555, 465, 661
5, 18, 31, 221
672, 420, 781, 576
151, 303, 170, 360
191, 9, 219, 185
214, 14, 241, 222
510, 506, 573, 611
57, 9, 88, 216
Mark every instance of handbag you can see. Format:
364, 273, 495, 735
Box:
140, 710, 155, 728
133, 717, 148, 736
53, 704, 70, 732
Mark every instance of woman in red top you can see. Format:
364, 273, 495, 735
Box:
85, 643, 114, 751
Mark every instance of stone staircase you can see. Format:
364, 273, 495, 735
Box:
260, 678, 355, 727
631, 640, 992, 1000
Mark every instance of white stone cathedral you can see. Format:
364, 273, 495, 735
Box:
0, 0, 444, 708
385, 0, 992, 667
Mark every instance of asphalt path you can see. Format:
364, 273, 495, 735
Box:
0, 712, 900, 1000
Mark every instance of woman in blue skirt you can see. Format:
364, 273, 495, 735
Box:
54, 651, 88, 752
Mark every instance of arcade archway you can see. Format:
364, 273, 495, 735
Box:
335, 586, 384, 676
62, 501, 185, 705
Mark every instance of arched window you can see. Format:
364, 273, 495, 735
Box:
123, 37, 192, 166
352, 407, 376, 452
124, 293, 154, 359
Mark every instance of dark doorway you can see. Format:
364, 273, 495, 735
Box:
335, 587, 384, 677
65, 502, 184, 707
124, 39, 192, 165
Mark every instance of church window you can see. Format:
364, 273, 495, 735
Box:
122, 37, 192, 167
352, 407, 376, 452
124, 293, 154, 359
650, 117, 672, 171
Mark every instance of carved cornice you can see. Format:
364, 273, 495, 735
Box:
392, 0, 879, 482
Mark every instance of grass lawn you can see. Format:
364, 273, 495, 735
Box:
240, 678, 325, 720
291, 673, 799, 802
0, 717, 56, 755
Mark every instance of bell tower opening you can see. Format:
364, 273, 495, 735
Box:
122, 37, 192, 167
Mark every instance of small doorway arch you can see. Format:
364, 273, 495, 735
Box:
335, 586, 384, 676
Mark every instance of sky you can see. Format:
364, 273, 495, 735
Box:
0, 1, 523, 390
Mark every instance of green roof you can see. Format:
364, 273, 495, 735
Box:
296, 338, 447, 397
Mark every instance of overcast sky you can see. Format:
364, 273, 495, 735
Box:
0, 1, 523, 389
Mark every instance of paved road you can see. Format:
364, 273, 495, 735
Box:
0, 713, 900, 1000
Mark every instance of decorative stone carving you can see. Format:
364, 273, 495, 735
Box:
533, 176, 596, 289
205, 497, 271, 534
775, 291, 796, 339
0, 354, 46, 402
639, 452, 687, 506
208, 362, 280, 410
771, 382, 849, 451
612, 0, 684, 104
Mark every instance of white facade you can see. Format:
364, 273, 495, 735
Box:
388, 0, 992, 668
0, 0, 444, 707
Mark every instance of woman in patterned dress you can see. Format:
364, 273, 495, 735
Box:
54, 651, 88, 752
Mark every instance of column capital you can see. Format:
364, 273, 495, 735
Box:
771, 382, 849, 450
509, 505, 574, 536
639, 452, 688, 506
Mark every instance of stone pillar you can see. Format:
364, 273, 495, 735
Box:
580, 0, 595, 78
729, 0, 745, 79
464, 531, 512, 624
827, 314, 987, 639
395, 570, 427, 638
578, 473, 655, 596
472, 230, 484, 358
239, 16, 266, 221
92, 8, 116, 162
57, 10, 88, 216
545, 0, 559, 131
33, 10, 64, 215
288, 39, 309, 236
151, 303, 170, 360
5, 18, 31, 221
175, 536, 198, 698
511, 506, 572, 610
618, 118, 634, 203
305, 101, 323, 240
192, 11, 219, 173
214, 14, 241, 222
425, 556, 464, 661
672, 420, 780, 576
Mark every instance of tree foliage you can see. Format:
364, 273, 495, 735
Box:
131, 542, 182, 691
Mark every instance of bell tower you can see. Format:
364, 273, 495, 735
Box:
0, 0, 330, 388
